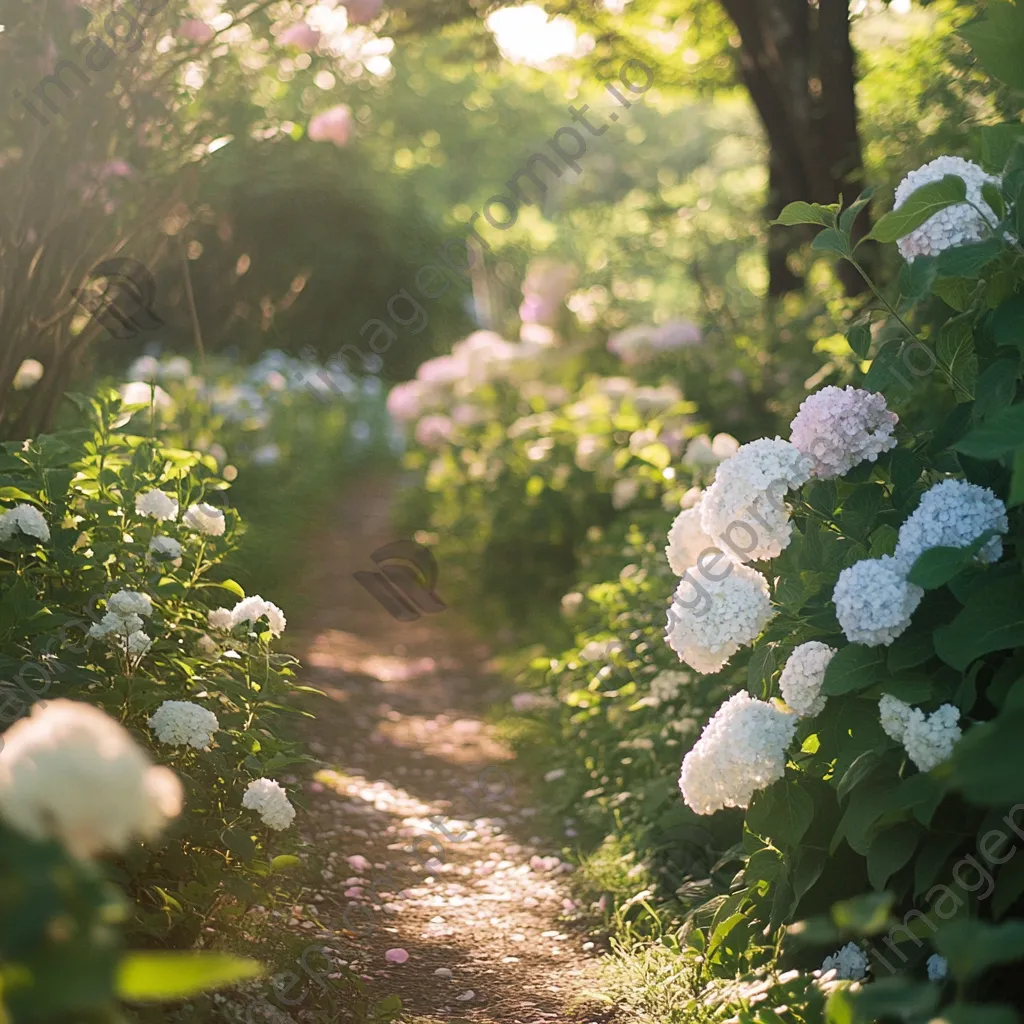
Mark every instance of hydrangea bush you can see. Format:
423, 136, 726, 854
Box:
402, 18, 1024, 1022
0, 382, 398, 1021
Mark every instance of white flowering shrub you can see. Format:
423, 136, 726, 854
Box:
0, 385, 383, 1018
487, 32, 1024, 1022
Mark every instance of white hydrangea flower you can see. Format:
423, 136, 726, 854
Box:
678, 691, 797, 814
665, 503, 719, 576
665, 563, 776, 674
895, 479, 1008, 571
699, 438, 812, 563
0, 504, 50, 543
879, 694, 913, 743
182, 502, 226, 536
927, 954, 948, 982
120, 630, 153, 658
649, 670, 690, 705
790, 386, 898, 479
894, 156, 1001, 262
903, 704, 961, 772
208, 607, 234, 630
89, 611, 144, 640
107, 590, 153, 619
833, 556, 923, 646
821, 942, 869, 981
242, 778, 296, 830
135, 490, 179, 522
149, 535, 183, 561
148, 700, 220, 750
0, 700, 182, 859
230, 595, 286, 636
778, 642, 836, 717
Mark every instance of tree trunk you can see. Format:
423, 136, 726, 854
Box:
717, 0, 870, 297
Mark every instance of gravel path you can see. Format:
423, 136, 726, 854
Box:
268, 475, 617, 1023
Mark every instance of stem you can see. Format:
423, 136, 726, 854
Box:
845, 255, 919, 347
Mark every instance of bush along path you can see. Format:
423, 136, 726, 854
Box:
236, 474, 618, 1024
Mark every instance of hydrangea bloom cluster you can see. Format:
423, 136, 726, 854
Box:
182, 502, 225, 536
148, 700, 220, 750
135, 489, 179, 522
89, 589, 154, 658
149, 535, 183, 561
893, 156, 1001, 262
895, 478, 1008, 571
904, 704, 961, 772
242, 778, 296, 830
789, 386, 898, 479
820, 942, 869, 981
665, 563, 776, 674
683, 433, 739, 469
678, 692, 797, 814
607, 319, 702, 364
0, 700, 182, 859
878, 697, 961, 771
879, 694, 914, 742
927, 954, 948, 982
649, 670, 690, 705
0, 504, 50, 543
833, 555, 923, 646
699, 439, 812, 562
778, 642, 836, 717
208, 595, 286, 637
665, 505, 719, 575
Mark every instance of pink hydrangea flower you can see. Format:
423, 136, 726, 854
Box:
308, 105, 353, 147
790, 385, 898, 479
177, 19, 215, 43
414, 415, 453, 448
277, 22, 321, 50
344, 0, 384, 24
386, 381, 422, 423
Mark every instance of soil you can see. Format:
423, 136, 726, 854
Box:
254, 475, 620, 1024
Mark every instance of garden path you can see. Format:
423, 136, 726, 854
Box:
286, 475, 617, 1024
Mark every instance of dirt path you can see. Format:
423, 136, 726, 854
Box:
271, 475, 617, 1023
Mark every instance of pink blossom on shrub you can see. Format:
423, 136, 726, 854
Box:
344, 0, 384, 24
415, 415, 453, 448
386, 381, 423, 423
177, 19, 215, 43
308, 105, 353, 147
277, 22, 321, 50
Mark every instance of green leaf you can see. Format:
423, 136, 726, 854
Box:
1009, 446, 1024, 508
837, 750, 881, 803
811, 228, 852, 258
821, 645, 886, 696
972, 357, 1020, 422
960, 1, 1024, 90
867, 823, 919, 891
215, 578, 246, 600
847, 321, 873, 360
270, 854, 301, 873
847, 979, 939, 1023
933, 918, 1024, 982
979, 123, 1024, 173
937, 317, 978, 402
867, 176, 968, 244
906, 544, 978, 590
887, 629, 935, 672
116, 952, 263, 1002
934, 576, 1024, 670
840, 188, 875, 238
830, 891, 894, 935
773, 201, 837, 227
982, 181, 1007, 220
746, 780, 814, 848
934, 237, 1004, 280
899, 256, 939, 304
954, 403, 1024, 459
994, 853, 1024, 919
990, 293, 1024, 352
931, 1006, 1019, 1024
946, 710, 1024, 805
